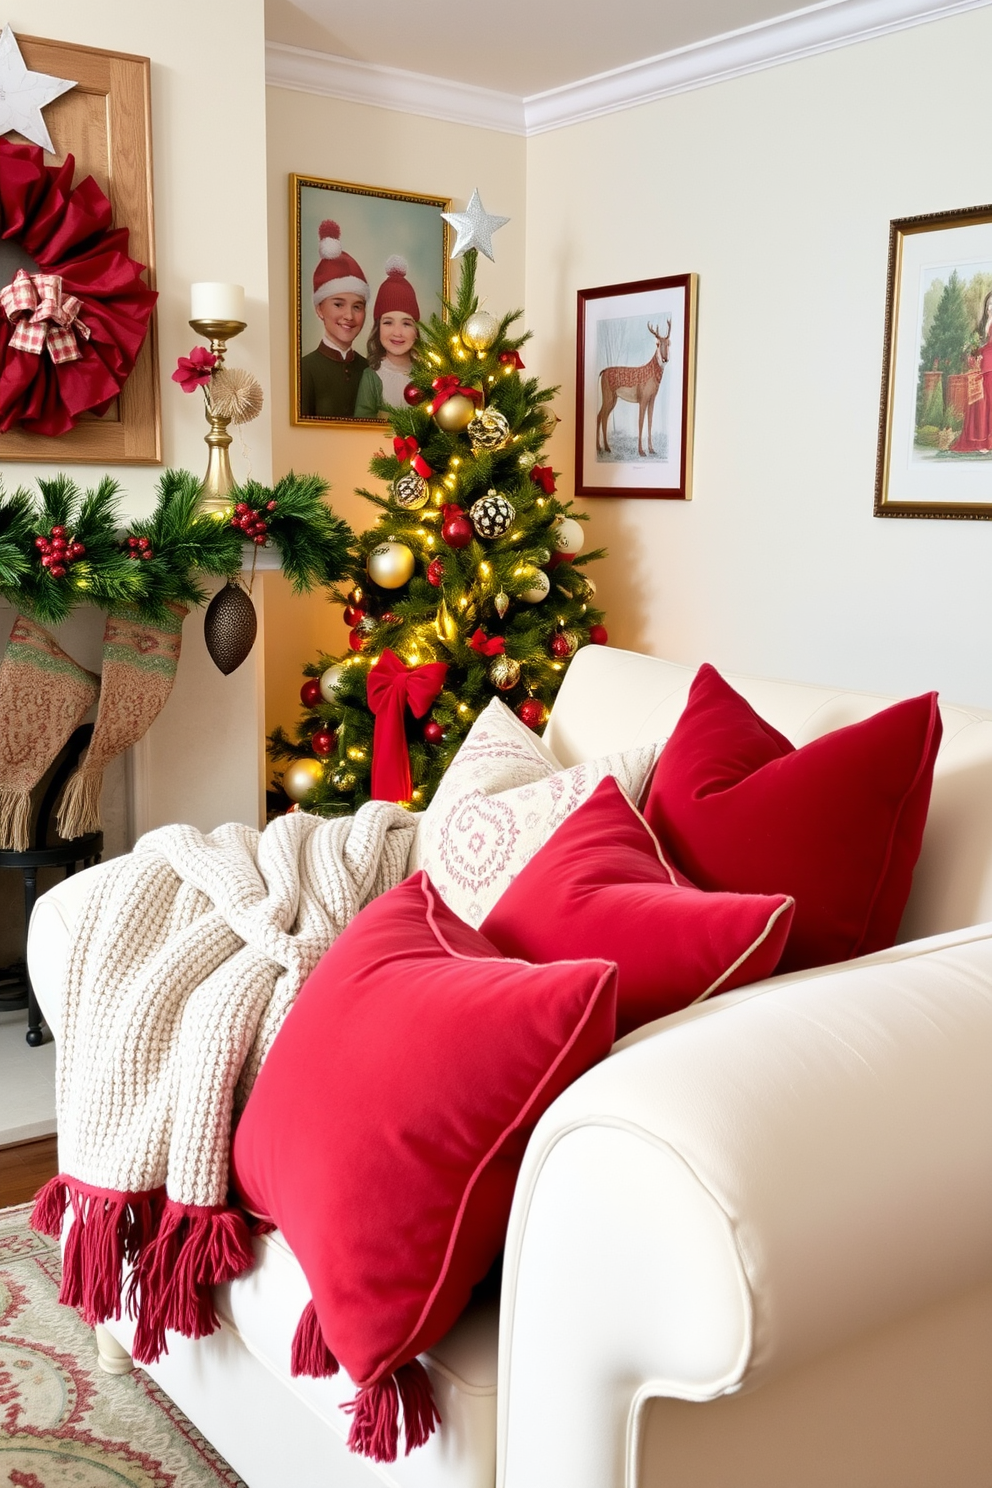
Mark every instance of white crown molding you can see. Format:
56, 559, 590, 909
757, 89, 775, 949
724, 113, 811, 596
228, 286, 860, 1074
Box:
264, 42, 526, 134
265, 0, 992, 137
525, 0, 992, 133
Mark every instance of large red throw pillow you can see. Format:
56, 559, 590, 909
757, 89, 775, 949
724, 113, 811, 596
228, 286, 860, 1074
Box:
231, 871, 616, 1462
642, 664, 942, 972
482, 776, 795, 1037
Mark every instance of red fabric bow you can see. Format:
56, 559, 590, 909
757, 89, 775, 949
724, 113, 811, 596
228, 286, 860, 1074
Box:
531, 465, 556, 495
430, 375, 482, 410
499, 350, 525, 370
469, 628, 506, 658
0, 269, 91, 364
366, 649, 448, 802
393, 434, 432, 478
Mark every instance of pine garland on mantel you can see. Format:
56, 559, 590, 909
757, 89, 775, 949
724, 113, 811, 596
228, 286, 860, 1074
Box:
0, 469, 354, 626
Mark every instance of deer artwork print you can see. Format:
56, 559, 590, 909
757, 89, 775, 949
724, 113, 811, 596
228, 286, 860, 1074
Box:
596, 318, 672, 458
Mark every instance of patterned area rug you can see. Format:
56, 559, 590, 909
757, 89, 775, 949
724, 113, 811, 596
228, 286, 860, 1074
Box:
0, 1202, 247, 1487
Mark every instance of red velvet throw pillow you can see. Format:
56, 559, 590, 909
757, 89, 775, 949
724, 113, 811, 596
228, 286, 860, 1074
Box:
642, 664, 942, 973
482, 776, 794, 1038
231, 872, 616, 1463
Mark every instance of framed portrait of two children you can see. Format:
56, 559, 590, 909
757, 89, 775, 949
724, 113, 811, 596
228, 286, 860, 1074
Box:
291, 175, 450, 428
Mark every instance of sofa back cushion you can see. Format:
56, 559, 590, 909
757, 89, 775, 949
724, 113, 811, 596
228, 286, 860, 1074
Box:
545, 646, 992, 947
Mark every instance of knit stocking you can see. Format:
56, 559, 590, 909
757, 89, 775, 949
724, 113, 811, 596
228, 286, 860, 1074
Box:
57, 603, 188, 840
0, 615, 100, 852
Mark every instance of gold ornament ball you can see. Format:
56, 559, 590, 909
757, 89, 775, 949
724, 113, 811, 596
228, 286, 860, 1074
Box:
520, 568, 550, 604
332, 767, 358, 793
468, 407, 511, 452
517, 451, 537, 471
393, 470, 429, 510
553, 515, 585, 555
367, 540, 415, 588
433, 393, 476, 432
489, 653, 522, 691
320, 663, 345, 701
462, 310, 498, 351
283, 757, 324, 803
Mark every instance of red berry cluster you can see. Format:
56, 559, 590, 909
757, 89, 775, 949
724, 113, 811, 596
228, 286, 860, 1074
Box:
232, 499, 277, 546
34, 525, 85, 579
125, 535, 154, 560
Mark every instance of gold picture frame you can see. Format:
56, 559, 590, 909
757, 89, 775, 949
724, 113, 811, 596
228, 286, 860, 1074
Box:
0, 34, 159, 465
290, 175, 450, 429
875, 203, 992, 518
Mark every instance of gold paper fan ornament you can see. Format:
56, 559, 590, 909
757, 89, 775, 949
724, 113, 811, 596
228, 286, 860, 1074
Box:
209, 367, 264, 425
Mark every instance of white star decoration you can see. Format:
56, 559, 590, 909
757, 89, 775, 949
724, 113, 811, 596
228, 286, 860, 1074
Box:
0, 26, 76, 156
442, 189, 510, 263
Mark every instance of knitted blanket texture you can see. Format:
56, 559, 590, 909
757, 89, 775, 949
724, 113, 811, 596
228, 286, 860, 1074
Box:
32, 801, 416, 1365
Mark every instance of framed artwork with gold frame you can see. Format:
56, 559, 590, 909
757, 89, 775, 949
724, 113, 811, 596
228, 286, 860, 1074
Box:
290, 175, 450, 429
875, 203, 992, 518
0, 34, 159, 465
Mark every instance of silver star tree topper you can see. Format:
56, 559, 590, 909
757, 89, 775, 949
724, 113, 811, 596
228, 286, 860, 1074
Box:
442, 189, 510, 263
0, 26, 76, 156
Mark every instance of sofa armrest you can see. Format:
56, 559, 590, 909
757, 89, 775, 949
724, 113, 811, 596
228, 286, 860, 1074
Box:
496, 926, 992, 1488
27, 858, 117, 1042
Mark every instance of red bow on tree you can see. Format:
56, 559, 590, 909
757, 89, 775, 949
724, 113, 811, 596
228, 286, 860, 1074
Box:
393, 434, 433, 478
430, 375, 483, 410
469, 627, 506, 658
499, 350, 525, 370
366, 649, 448, 802
531, 465, 556, 495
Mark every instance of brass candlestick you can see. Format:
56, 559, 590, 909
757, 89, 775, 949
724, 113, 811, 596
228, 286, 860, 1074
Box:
189, 317, 247, 514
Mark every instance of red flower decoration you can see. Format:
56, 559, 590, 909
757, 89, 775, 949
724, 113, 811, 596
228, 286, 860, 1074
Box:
172, 345, 217, 393
0, 139, 158, 437
499, 350, 525, 370
469, 627, 506, 658
531, 465, 556, 495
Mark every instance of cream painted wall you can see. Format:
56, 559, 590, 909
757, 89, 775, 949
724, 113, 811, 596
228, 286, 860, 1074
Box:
0, 1, 273, 842
526, 6, 992, 708
263, 85, 526, 749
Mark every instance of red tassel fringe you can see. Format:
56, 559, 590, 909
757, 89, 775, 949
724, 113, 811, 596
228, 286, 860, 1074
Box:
31, 1177, 254, 1364
344, 1358, 440, 1461
291, 1300, 340, 1378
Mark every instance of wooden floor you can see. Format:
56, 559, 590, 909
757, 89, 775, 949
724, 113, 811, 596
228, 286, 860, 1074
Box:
0, 1134, 58, 1207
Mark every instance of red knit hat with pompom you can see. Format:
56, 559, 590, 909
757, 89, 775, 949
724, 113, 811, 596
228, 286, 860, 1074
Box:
372, 256, 420, 321
312, 220, 370, 308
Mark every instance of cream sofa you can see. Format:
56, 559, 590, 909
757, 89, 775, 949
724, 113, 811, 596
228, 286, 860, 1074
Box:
27, 645, 992, 1488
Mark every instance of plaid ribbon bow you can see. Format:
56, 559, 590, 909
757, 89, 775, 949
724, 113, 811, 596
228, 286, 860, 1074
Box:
0, 269, 91, 364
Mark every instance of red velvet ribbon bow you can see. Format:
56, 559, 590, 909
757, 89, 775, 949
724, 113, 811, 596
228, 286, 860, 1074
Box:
430, 375, 483, 410
469, 628, 506, 658
366, 648, 448, 802
393, 434, 432, 478
531, 465, 556, 495
0, 269, 91, 364
499, 350, 525, 370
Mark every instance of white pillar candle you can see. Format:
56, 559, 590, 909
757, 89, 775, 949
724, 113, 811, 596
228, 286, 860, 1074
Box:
190, 282, 245, 322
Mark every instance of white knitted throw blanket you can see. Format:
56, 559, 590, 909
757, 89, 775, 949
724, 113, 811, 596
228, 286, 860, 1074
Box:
33, 801, 416, 1363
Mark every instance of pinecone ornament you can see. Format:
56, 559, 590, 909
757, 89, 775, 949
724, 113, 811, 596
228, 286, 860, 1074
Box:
204, 580, 257, 675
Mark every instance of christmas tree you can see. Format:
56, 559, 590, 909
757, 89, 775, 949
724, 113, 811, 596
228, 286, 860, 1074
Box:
270, 240, 607, 816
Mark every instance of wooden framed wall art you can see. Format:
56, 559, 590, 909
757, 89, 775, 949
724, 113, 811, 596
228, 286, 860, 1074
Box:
0, 33, 160, 465
875, 203, 992, 518
290, 175, 450, 429
576, 273, 697, 500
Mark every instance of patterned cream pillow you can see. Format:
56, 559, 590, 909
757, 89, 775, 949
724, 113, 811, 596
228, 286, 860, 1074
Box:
411, 698, 663, 925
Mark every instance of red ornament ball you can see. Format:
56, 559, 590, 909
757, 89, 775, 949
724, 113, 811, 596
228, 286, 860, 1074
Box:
403, 381, 426, 406
550, 633, 572, 659
343, 605, 365, 627
424, 720, 445, 745
426, 557, 446, 587
311, 727, 337, 757
442, 514, 473, 550
348, 628, 365, 651
589, 624, 609, 645
517, 698, 547, 731
300, 677, 322, 708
